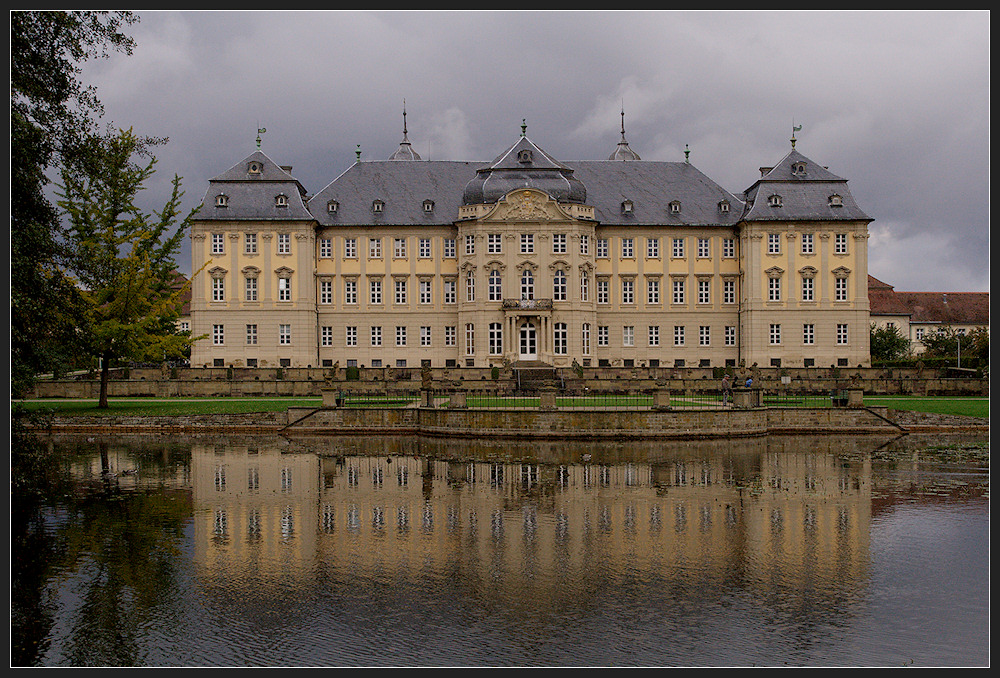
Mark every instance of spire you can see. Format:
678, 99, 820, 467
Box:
388, 99, 421, 160
608, 106, 641, 161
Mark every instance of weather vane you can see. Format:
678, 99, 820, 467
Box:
256, 126, 267, 149
791, 121, 802, 149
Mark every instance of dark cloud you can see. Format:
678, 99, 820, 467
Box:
81, 10, 989, 292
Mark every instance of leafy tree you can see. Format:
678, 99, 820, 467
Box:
11, 10, 140, 397
870, 323, 911, 361
57, 128, 200, 408
920, 325, 989, 366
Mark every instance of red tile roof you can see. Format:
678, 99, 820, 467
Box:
868, 275, 989, 324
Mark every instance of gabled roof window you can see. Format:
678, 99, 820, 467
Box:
423, 200, 434, 212
517, 149, 533, 163
372, 199, 385, 213
669, 200, 681, 214
792, 161, 807, 176
215, 194, 228, 208
718, 200, 730, 213
275, 194, 288, 208
621, 199, 633, 214
768, 194, 783, 207
828, 194, 843, 207
248, 161, 262, 174
327, 200, 339, 213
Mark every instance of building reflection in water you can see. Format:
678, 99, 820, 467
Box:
190, 435, 874, 606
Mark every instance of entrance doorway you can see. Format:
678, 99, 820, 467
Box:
519, 322, 537, 360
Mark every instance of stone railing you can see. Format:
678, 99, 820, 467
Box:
501, 298, 553, 310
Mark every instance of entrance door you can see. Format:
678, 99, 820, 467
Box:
519, 322, 537, 360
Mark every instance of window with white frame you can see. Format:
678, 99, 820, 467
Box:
213, 324, 224, 345
674, 325, 685, 346
443, 238, 456, 258
419, 238, 432, 258
419, 280, 432, 305
698, 279, 710, 304
552, 233, 567, 254
344, 279, 357, 305
646, 237, 659, 258
579, 234, 589, 255
246, 324, 257, 345
320, 280, 332, 305
520, 233, 534, 254
581, 323, 591, 355
486, 233, 502, 254
596, 238, 609, 258
597, 278, 609, 304
621, 278, 633, 305
647, 278, 660, 304
837, 323, 849, 345
801, 276, 814, 301
672, 238, 685, 258
320, 326, 332, 347
770, 323, 781, 345
801, 233, 814, 254
520, 269, 534, 300
722, 238, 735, 258
277, 233, 290, 254
465, 234, 475, 256
465, 270, 475, 302
768, 233, 781, 254
369, 238, 382, 258
278, 276, 291, 302
444, 326, 456, 346
394, 238, 407, 258
723, 279, 735, 304
835, 276, 848, 301
420, 326, 431, 346
212, 276, 225, 302
620, 237, 634, 258
768, 276, 781, 302
648, 325, 659, 347
371, 326, 382, 346
211, 233, 224, 255
700, 326, 710, 346
395, 278, 407, 305
396, 326, 407, 347
344, 238, 357, 258
279, 324, 291, 345
245, 232, 258, 254
622, 325, 634, 347
370, 279, 382, 304
725, 326, 735, 346
488, 269, 502, 301
443, 279, 456, 304
580, 270, 589, 301
346, 326, 357, 346
697, 238, 710, 258
319, 237, 332, 258
553, 269, 567, 301
672, 279, 685, 304
554, 323, 568, 354
835, 233, 848, 254
488, 323, 502, 355
597, 326, 609, 346
803, 323, 814, 345
465, 324, 475, 355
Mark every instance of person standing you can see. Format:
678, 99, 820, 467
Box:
721, 373, 733, 406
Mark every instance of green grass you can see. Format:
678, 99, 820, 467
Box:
863, 396, 989, 419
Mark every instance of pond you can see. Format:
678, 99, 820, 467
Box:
11, 431, 989, 667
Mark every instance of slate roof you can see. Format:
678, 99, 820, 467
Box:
868, 275, 989, 325
461, 135, 587, 205
199, 150, 313, 221
742, 148, 871, 223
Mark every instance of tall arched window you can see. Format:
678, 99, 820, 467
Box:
553, 269, 567, 301
489, 269, 502, 301
521, 269, 534, 300
466, 270, 475, 302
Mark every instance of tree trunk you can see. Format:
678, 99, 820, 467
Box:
98, 351, 111, 409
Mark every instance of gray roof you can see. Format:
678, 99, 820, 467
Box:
199, 150, 313, 221
461, 135, 588, 205
741, 148, 871, 222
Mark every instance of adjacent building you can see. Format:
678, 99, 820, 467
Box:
189, 118, 873, 371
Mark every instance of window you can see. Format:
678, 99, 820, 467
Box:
597, 279, 609, 305
444, 326, 456, 346
553, 270, 567, 301
393, 238, 407, 258
579, 234, 589, 255
369, 279, 382, 304
768, 276, 781, 302
552, 233, 567, 254
520, 233, 534, 254
327, 200, 338, 213
723, 279, 735, 305
369, 238, 382, 258
835, 234, 848, 254
319, 238, 331, 258
672, 238, 685, 258
581, 323, 591, 355
597, 326, 609, 347
621, 278, 634, 305
394, 278, 407, 305
669, 200, 681, 213
443, 279, 456, 304
674, 326, 685, 346
768, 194, 782, 207
344, 279, 357, 305
486, 270, 502, 301
520, 269, 534, 300
244, 232, 257, 254
803, 324, 815, 345
279, 324, 291, 345
647, 278, 660, 304
423, 199, 434, 212
211, 233, 224, 255
212, 276, 225, 302
621, 199, 634, 214
722, 238, 735, 258
465, 234, 475, 256
697, 238, 710, 258
396, 326, 407, 347
801, 233, 814, 254
768, 233, 781, 254
420, 326, 431, 346
277, 233, 290, 254
443, 238, 456, 258
215, 194, 228, 208
554, 323, 567, 354
487, 233, 502, 254
465, 270, 475, 302
770, 323, 781, 345
465, 324, 475, 356
915, 328, 925, 340
321, 326, 332, 347
623, 326, 634, 347
672, 279, 685, 304
344, 238, 357, 258
244, 275, 258, 302
320, 280, 332, 305
420, 280, 432, 305
275, 194, 288, 208
346, 326, 357, 347
835, 276, 848, 301
648, 325, 659, 347
647, 238, 659, 258
371, 326, 382, 346
580, 271, 590, 301
698, 279, 710, 304
246, 324, 257, 345
719, 200, 730, 213
489, 323, 503, 355
596, 238, 609, 258
792, 161, 806, 175
372, 199, 384, 213
801, 276, 814, 302
829, 194, 843, 207
621, 237, 634, 258
725, 326, 736, 346
275, 276, 290, 302
837, 323, 849, 345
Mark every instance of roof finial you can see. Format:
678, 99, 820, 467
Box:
256, 126, 266, 149
521, 118, 527, 137
402, 99, 409, 137
355, 144, 361, 162
791, 121, 802, 149
620, 104, 626, 140
684, 144, 690, 163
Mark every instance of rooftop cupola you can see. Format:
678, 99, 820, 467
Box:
608, 108, 641, 161
388, 100, 421, 161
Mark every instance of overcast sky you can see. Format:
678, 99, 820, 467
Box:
78, 10, 990, 293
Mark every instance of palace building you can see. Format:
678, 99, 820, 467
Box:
189, 116, 873, 371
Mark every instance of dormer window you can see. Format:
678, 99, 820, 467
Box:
275, 194, 288, 208
792, 162, 806, 175
718, 200, 730, 213
423, 200, 435, 213
669, 200, 681, 214
828, 194, 843, 207
517, 149, 533, 163
768, 194, 783, 207
372, 199, 384, 213
215, 194, 228, 208
621, 199, 634, 214
327, 200, 339, 213
248, 161, 262, 174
